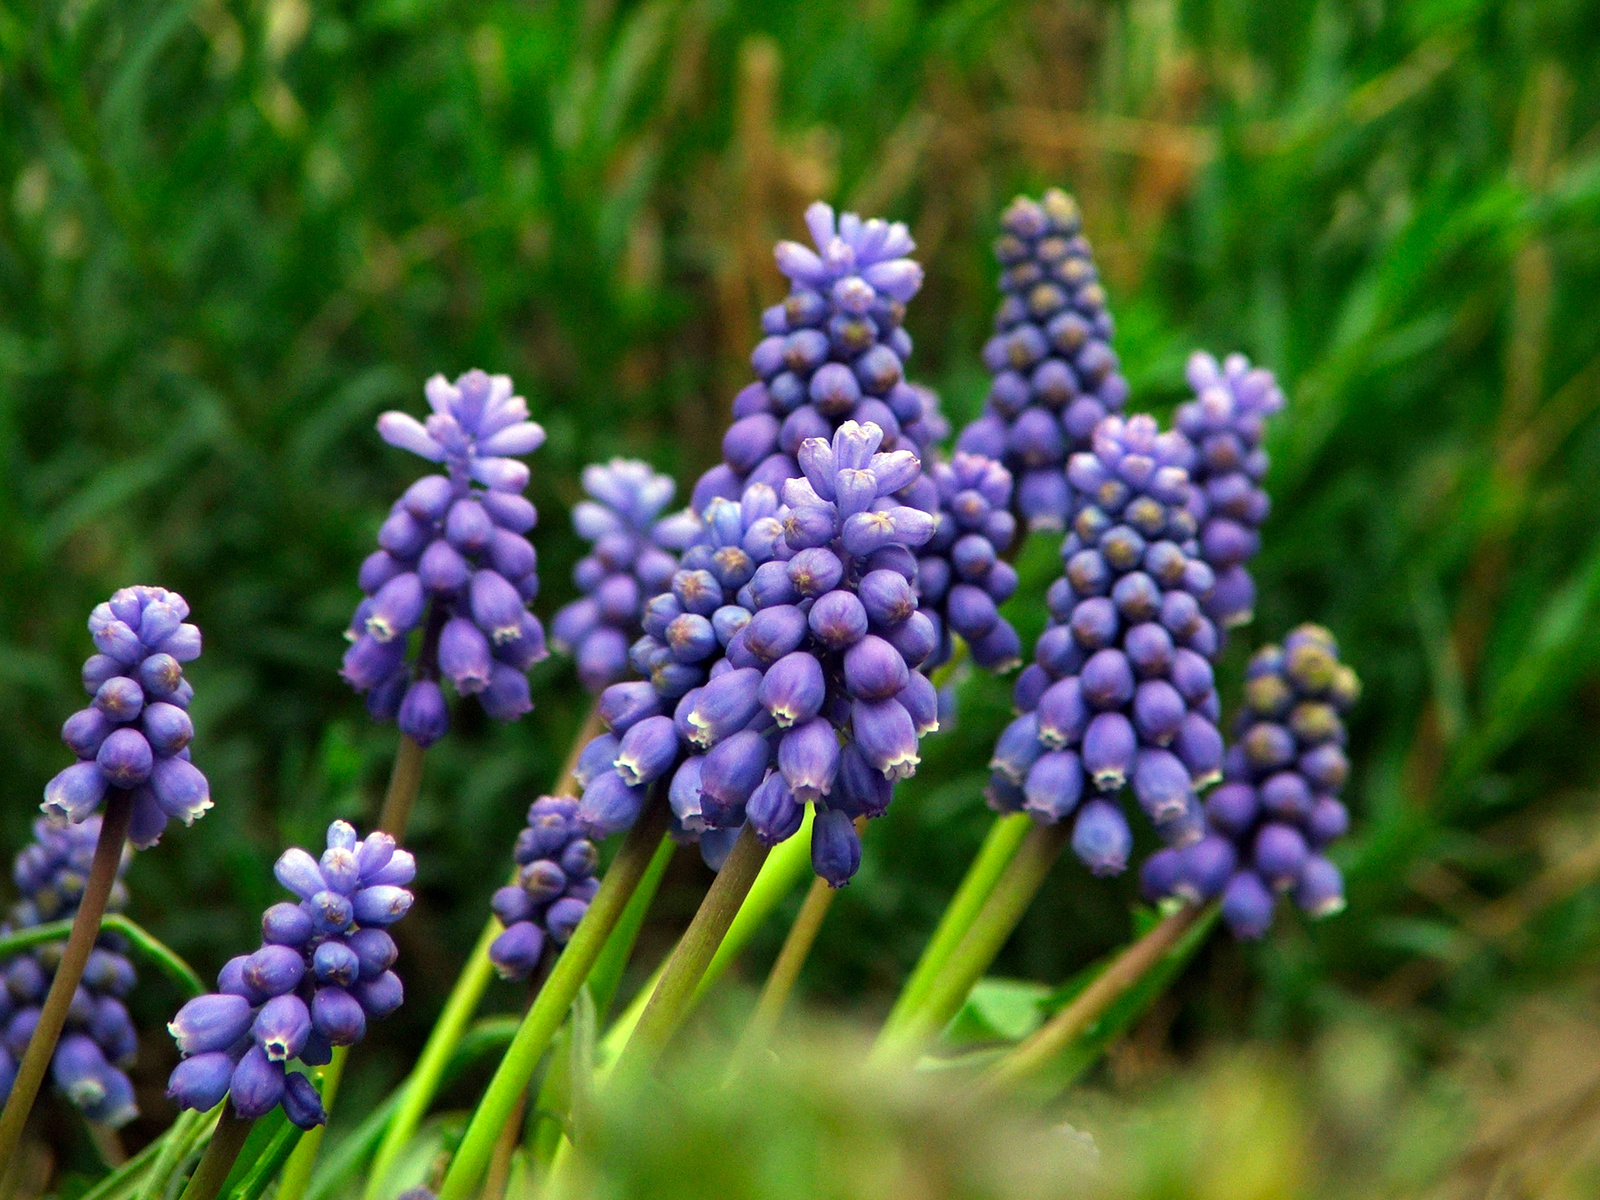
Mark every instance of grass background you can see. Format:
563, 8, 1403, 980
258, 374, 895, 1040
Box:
3, 0, 1600, 1193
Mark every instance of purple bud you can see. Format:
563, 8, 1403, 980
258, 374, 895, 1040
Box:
167, 1052, 235, 1113
1307, 798, 1349, 846
245, 944, 306, 997
787, 547, 845, 597
254, 993, 313, 1062
313, 941, 360, 987
352, 885, 413, 926
93, 676, 145, 724
990, 713, 1043, 784
578, 770, 645, 838
843, 635, 910, 702
809, 590, 869, 650
1176, 835, 1237, 901
397, 680, 449, 748
835, 742, 892, 818
1080, 649, 1135, 710
1221, 871, 1275, 939
490, 922, 546, 980
1173, 713, 1223, 784
851, 698, 919, 780
263, 902, 314, 947
811, 808, 861, 887
897, 671, 938, 736
1132, 680, 1185, 746
218, 955, 266, 1005
1253, 823, 1309, 890
366, 574, 426, 644
1141, 847, 1184, 903
1295, 856, 1346, 917
349, 928, 398, 979
699, 731, 771, 826
167, 993, 254, 1056
1081, 712, 1137, 790
354, 970, 404, 1019
778, 718, 840, 803
151, 756, 212, 824
312, 986, 367, 1045
282, 1070, 328, 1131
1036, 678, 1088, 749
575, 734, 622, 791
969, 619, 1023, 671
755, 653, 824, 729
231, 1045, 287, 1119
859, 569, 916, 626
274, 848, 326, 900
141, 701, 193, 756
687, 668, 764, 748
42, 761, 108, 824
598, 681, 662, 734
97, 727, 153, 787
1023, 750, 1085, 822
747, 772, 804, 846
614, 715, 680, 787
1132, 749, 1192, 823
1072, 799, 1132, 875
881, 610, 937, 668
62, 707, 114, 759
439, 618, 493, 694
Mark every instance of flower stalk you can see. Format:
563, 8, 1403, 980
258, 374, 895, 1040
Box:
176, 1099, 252, 1200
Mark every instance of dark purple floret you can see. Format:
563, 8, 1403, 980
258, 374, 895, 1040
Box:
345, 370, 549, 745
955, 190, 1129, 533
1152, 624, 1359, 939
488, 797, 601, 980
1175, 351, 1286, 631
0, 817, 139, 1126
165, 821, 415, 1129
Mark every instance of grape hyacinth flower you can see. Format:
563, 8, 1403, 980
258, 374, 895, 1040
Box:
916, 452, 1022, 672
1174, 351, 1286, 630
1143, 625, 1360, 939
43, 586, 208, 849
956, 190, 1129, 533
166, 821, 414, 1128
691, 203, 930, 513
987, 415, 1226, 876
343, 370, 549, 747
487, 797, 601, 980
549, 459, 696, 693
0, 819, 139, 1127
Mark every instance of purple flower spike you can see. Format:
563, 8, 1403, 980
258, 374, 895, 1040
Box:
487, 797, 599, 978
349, 370, 548, 740
45, 587, 208, 845
165, 820, 414, 1123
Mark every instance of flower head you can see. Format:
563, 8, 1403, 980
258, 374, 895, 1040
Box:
955, 190, 1129, 532
550, 459, 692, 693
487, 797, 601, 979
1143, 625, 1359, 939
1175, 351, 1286, 629
916, 452, 1022, 672
345, 370, 548, 746
44, 586, 208, 847
165, 821, 415, 1128
0, 818, 139, 1127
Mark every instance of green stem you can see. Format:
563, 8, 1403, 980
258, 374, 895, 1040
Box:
873, 820, 1068, 1063
177, 1100, 252, 1200
879, 813, 1033, 1040
0, 789, 133, 1168
437, 797, 669, 1200
734, 871, 837, 1063
0, 912, 204, 998
132, 1106, 215, 1200
610, 824, 771, 1082
376, 736, 427, 838
983, 902, 1211, 1092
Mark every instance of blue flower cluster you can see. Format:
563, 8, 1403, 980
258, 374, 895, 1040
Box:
166, 821, 414, 1128
550, 459, 697, 694
0, 818, 139, 1127
1143, 625, 1359, 938
44, 586, 209, 849
488, 797, 601, 980
344, 370, 548, 746
691, 203, 933, 514
917, 452, 1022, 672
956, 190, 1129, 533
578, 421, 938, 886
1176, 351, 1285, 630
988, 415, 1224, 875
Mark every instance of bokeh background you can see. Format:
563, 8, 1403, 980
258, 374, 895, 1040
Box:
3, 0, 1600, 1194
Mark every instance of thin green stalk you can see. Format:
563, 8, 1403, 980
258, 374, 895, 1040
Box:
376, 736, 427, 838
609, 824, 771, 1082
983, 902, 1212, 1091
177, 1100, 252, 1200
0, 912, 204, 998
132, 1106, 214, 1200
0, 788, 133, 1168
437, 797, 670, 1200
734, 872, 837, 1064
880, 813, 1033, 1040
873, 820, 1069, 1063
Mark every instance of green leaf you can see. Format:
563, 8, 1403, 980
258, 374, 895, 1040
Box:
943, 978, 1051, 1046
222, 1106, 305, 1200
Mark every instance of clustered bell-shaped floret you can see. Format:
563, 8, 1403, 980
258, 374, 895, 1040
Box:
579, 422, 938, 887
165, 821, 414, 1129
987, 415, 1226, 876
691, 203, 934, 513
343, 370, 549, 747
0, 818, 140, 1127
1175, 351, 1285, 630
916, 452, 1023, 672
487, 798, 601, 979
550, 459, 696, 694
1141, 625, 1359, 939
956, 190, 1129, 533
43, 586, 209, 849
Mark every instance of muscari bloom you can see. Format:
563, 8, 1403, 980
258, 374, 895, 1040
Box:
0, 818, 139, 1127
343, 370, 548, 747
916, 452, 1022, 672
1142, 625, 1360, 939
44, 586, 209, 849
549, 459, 697, 694
488, 797, 601, 980
988, 415, 1225, 876
956, 190, 1129, 533
165, 821, 414, 1128
579, 421, 938, 887
691, 203, 935, 514
1175, 351, 1286, 631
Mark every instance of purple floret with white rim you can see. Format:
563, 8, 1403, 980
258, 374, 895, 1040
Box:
955, 189, 1129, 533
0, 818, 140, 1127
550, 458, 693, 694
164, 820, 415, 1128
1174, 351, 1286, 631
343, 369, 549, 746
988, 414, 1228, 877
487, 797, 602, 979
43, 586, 208, 849
1142, 624, 1359, 939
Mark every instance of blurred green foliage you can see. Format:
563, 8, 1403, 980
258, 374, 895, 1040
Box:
3, 0, 1600, 1192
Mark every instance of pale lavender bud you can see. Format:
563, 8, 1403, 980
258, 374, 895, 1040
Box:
1081, 711, 1136, 790
262, 903, 314, 947
1072, 799, 1132, 876
167, 993, 254, 1056
1221, 871, 1275, 939
1023, 750, 1085, 822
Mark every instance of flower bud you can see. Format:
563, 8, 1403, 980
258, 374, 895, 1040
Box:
168, 993, 254, 1056
282, 1070, 328, 1131
167, 1051, 235, 1113
811, 808, 861, 887
354, 970, 405, 1019
1221, 871, 1275, 939
262, 902, 315, 947
312, 986, 367, 1045
231, 1045, 288, 1119
490, 922, 546, 979
313, 940, 361, 987
1071, 798, 1132, 876
254, 993, 313, 1062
